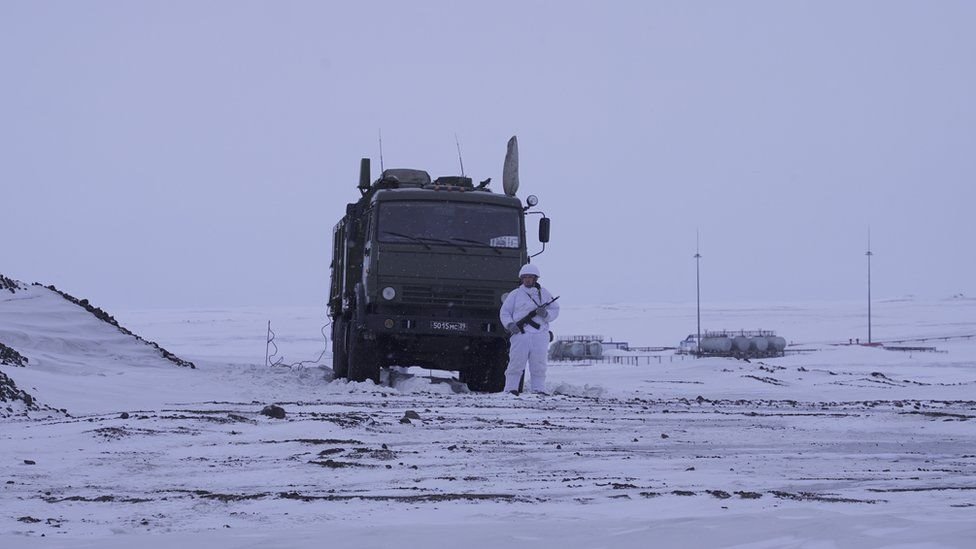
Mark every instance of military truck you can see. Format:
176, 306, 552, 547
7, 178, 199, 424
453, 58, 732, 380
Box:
328, 137, 550, 392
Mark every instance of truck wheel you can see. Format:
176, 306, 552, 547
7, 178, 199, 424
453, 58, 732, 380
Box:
347, 329, 381, 384
464, 343, 508, 393
331, 319, 349, 379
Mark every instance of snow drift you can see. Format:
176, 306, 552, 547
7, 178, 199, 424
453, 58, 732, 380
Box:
0, 275, 194, 418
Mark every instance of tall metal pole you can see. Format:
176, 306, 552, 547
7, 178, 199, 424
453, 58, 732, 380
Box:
695, 231, 701, 356
266, 320, 272, 367
866, 230, 873, 345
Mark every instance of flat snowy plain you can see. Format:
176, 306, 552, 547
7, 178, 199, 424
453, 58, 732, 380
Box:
2, 280, 975, 548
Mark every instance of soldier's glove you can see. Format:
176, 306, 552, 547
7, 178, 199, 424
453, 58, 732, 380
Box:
535, 307, 549, 318
506, 322, 518, 334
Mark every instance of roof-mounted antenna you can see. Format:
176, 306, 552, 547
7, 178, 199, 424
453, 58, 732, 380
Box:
378, 129, 385, 173
454, 133, 465, 177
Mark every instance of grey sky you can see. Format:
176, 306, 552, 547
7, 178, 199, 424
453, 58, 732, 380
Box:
2, 1, 973, 310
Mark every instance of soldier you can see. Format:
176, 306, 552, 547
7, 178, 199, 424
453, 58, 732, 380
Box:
499, 263, 560, 395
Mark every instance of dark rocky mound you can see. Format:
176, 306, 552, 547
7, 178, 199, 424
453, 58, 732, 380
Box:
0, 370, 35, 407
40, 283, 196, 369
1, 274, 24, 293
0, 369, 62, 418
0, 342, 29, 367
0, 369, 41, 416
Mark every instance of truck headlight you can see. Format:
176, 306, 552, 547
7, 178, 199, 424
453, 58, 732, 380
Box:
382, 287, 397, 300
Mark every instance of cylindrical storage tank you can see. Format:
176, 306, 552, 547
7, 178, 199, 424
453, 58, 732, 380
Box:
700, 336, 733, 353
548, 341, 565, 360
555, 341, 570, 359
767, 336, 787, 353
587, 341, 603, 359
749, 336, 769, 353
732, 336, 751, 353
568, 341, 586, 358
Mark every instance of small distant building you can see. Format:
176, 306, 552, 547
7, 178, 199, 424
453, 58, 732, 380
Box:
601, 340, 629, 351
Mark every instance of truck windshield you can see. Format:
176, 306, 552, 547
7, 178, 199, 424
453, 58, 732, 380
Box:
377, 202, 521, 249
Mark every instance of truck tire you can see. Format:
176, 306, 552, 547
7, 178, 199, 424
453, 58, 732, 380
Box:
331, 318, 349, 379
463, 342, 508, 393
347, 329, 381, 384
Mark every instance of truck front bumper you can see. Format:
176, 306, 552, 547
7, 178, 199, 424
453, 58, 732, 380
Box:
362, 313, 505, 339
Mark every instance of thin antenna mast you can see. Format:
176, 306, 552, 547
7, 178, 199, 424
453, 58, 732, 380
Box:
378, 130, 385, 173
866, 227, 873, 345
694, 230, 702, 356
454, 133, 465, 177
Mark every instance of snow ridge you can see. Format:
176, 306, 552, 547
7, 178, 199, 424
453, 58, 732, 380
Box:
42, 283, 195, 369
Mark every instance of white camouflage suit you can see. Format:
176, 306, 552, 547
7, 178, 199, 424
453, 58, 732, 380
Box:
499, 282, 560, 393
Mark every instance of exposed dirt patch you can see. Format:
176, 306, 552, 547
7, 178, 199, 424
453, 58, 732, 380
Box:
277, 491, 529, 503
308, 459, 367, 468
157, 489, 270, 502
160, 412, 256, 424
902, 411, 974, 421
90, 427, 132, 440
307, 412, 375, 427
867, 486, 976, 493
347, 446, 397, 460
742, 375, 786, 386
43, 494, 152, 503
18, 516, 42, 523
769, 491, 883, 504
263, 438, 365, 445
194, 490, 269, 502
88, 426, 197, 440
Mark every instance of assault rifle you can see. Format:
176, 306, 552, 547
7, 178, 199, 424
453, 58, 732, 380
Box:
512, 295, 560, 334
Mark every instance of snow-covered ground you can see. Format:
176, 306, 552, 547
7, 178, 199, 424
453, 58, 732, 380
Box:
2, 280, 975, 548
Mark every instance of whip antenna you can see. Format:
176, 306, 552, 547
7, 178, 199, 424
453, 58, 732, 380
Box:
378, 129, 385, 173
455, 133, 465, 177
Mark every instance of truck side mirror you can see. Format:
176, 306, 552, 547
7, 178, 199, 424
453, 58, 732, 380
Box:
539, 217, 551, 243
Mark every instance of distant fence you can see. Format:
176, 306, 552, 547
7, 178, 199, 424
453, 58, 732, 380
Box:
813, 333, 976, 348
881, 334, 975, 344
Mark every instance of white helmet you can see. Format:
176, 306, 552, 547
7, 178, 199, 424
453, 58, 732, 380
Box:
518, 263, 541, 278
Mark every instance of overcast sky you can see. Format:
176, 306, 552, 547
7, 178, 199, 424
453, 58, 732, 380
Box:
2, 1, 973, 310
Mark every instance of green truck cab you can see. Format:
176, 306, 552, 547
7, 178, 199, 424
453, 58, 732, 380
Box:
329, 151, 549, 392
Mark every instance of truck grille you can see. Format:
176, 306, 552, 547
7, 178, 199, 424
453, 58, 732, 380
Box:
400, 285, 496, 308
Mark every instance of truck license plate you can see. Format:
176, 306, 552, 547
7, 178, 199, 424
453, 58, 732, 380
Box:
431, 321, 467, 331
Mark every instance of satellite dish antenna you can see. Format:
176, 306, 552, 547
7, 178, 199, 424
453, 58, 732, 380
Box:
502, 135, 519, 197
